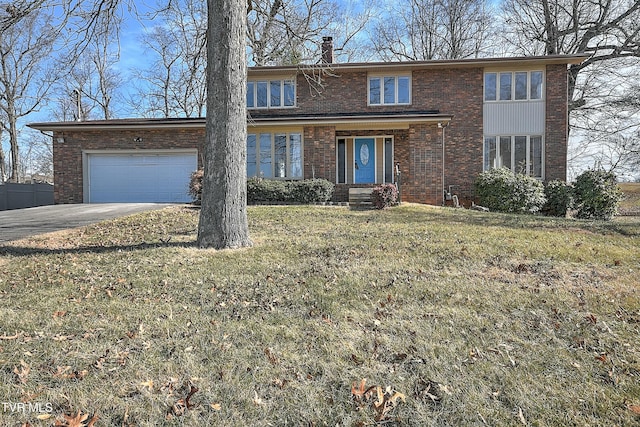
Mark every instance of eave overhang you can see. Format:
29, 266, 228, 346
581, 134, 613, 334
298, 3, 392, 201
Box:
248, 54, 591, 75
28, 112, 453, 132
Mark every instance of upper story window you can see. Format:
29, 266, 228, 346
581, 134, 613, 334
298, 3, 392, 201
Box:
247, 79, 296, 109
369, 75, 411, 106
484, 71, 543, 102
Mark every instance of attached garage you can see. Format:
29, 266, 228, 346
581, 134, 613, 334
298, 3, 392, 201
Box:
84, 150, 197, 203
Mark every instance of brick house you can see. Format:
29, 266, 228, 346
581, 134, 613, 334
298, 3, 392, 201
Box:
29, 43, 587, 205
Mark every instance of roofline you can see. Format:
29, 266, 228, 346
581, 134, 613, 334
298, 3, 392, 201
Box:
28, 118, 207, 131
248, 54, 591, 74
28, 113, 454, 131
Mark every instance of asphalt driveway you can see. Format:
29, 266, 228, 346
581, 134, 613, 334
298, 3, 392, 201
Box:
0, 203, 174, 243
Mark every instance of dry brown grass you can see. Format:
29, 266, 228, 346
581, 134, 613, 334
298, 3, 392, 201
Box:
0, 205, 638, 426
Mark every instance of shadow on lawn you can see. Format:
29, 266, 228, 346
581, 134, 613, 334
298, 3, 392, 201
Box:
0, 240, 198, 257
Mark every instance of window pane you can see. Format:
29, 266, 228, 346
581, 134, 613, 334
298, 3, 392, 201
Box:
256, 82, 268, 107
284, 80, 295, 106
500, 136, 512, 170
247, 134, 257, 177
384, 77, 396, 104
515, 72, 527, 100
260, 133, 272, 177
247, 82, 255, 108
270, 80, 281, 107
290, 134, 302, 178
337, 139, 346, 184
499, 73, 512, 100
274, 134, 287, 177
484, 73, 497, 101
530, 71, 543, 99
397, 77, 410, 104
514, 136, 527, 174
484, 137, 496, 170
369, 78, 380, 104
384, 138, 393, 183
530, 136, 543, 177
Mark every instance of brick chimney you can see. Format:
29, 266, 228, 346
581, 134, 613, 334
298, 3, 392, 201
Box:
321, 36, 334, 64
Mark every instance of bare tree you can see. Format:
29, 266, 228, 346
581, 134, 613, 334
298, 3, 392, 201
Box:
247, 0, 370, 65
197, 0, 252, 249
131, 0, 206, 118
502, 0, 640, 178
18, 129, 52, 181
370, 0, 495, 61
0, 7, 58, 182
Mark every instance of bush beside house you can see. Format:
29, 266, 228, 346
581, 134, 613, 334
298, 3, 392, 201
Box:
371, 184, 399, 209
189, 170, 334, 205
474, 168, 546, 214
542, 180, 573, 217
573, 168, 623, 220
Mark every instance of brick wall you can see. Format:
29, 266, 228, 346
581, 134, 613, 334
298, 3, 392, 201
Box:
545, 64, 569, 182
292, 67, 484, 205
54, 128, 204, 203
54, 61, 569, 206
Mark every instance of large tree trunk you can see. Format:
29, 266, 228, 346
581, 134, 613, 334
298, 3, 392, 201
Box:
197, 0, 252, 249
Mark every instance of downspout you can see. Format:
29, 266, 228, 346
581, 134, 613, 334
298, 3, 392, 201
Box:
438, 121, 450, 206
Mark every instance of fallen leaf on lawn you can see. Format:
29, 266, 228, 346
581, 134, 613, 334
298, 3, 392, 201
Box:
36, 414, 52, 420
139, 380, 154, 391
210, 403, 222, 411
53, 311, 67, 319
264, 347, 278, 365
517, 407, 526, 425
54, 411, 98, 427
629, 404, 640, 415
14, 360, 30, 384
253, 391, 265, 405
52, 366, 88, 380
167, 384, 198, 417
0, 332, 21, 340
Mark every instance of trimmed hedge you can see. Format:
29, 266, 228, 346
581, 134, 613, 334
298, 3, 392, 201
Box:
189, 170, 334, 204
573, 168, 622, 220
474, 168, 546, 214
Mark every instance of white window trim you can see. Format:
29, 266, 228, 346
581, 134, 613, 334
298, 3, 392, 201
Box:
484, 70, 545, 103
247, 132, 303, 179
367, 74, 412, 106
247, 78, 296, 110
483, 135, 545, 179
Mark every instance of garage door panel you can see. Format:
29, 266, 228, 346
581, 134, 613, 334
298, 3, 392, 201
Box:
88, 152, 197, 203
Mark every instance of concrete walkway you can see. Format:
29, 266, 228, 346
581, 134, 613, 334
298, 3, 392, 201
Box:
0, 203, 174, 243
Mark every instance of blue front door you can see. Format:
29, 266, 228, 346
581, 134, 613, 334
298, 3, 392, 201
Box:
355, 138, 375, 183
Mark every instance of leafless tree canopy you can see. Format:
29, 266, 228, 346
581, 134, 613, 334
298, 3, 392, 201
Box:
370, 0, 496, 61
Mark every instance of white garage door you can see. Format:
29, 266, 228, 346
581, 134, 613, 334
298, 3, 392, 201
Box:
87, 152, 197, 203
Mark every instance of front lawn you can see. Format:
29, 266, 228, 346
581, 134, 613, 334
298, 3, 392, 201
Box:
1, 205, 639, 426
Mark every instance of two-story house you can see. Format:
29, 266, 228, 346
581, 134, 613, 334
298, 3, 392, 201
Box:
29, 39, 587, 206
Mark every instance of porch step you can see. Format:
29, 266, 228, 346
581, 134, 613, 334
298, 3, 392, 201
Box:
348, 188, 373, 208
